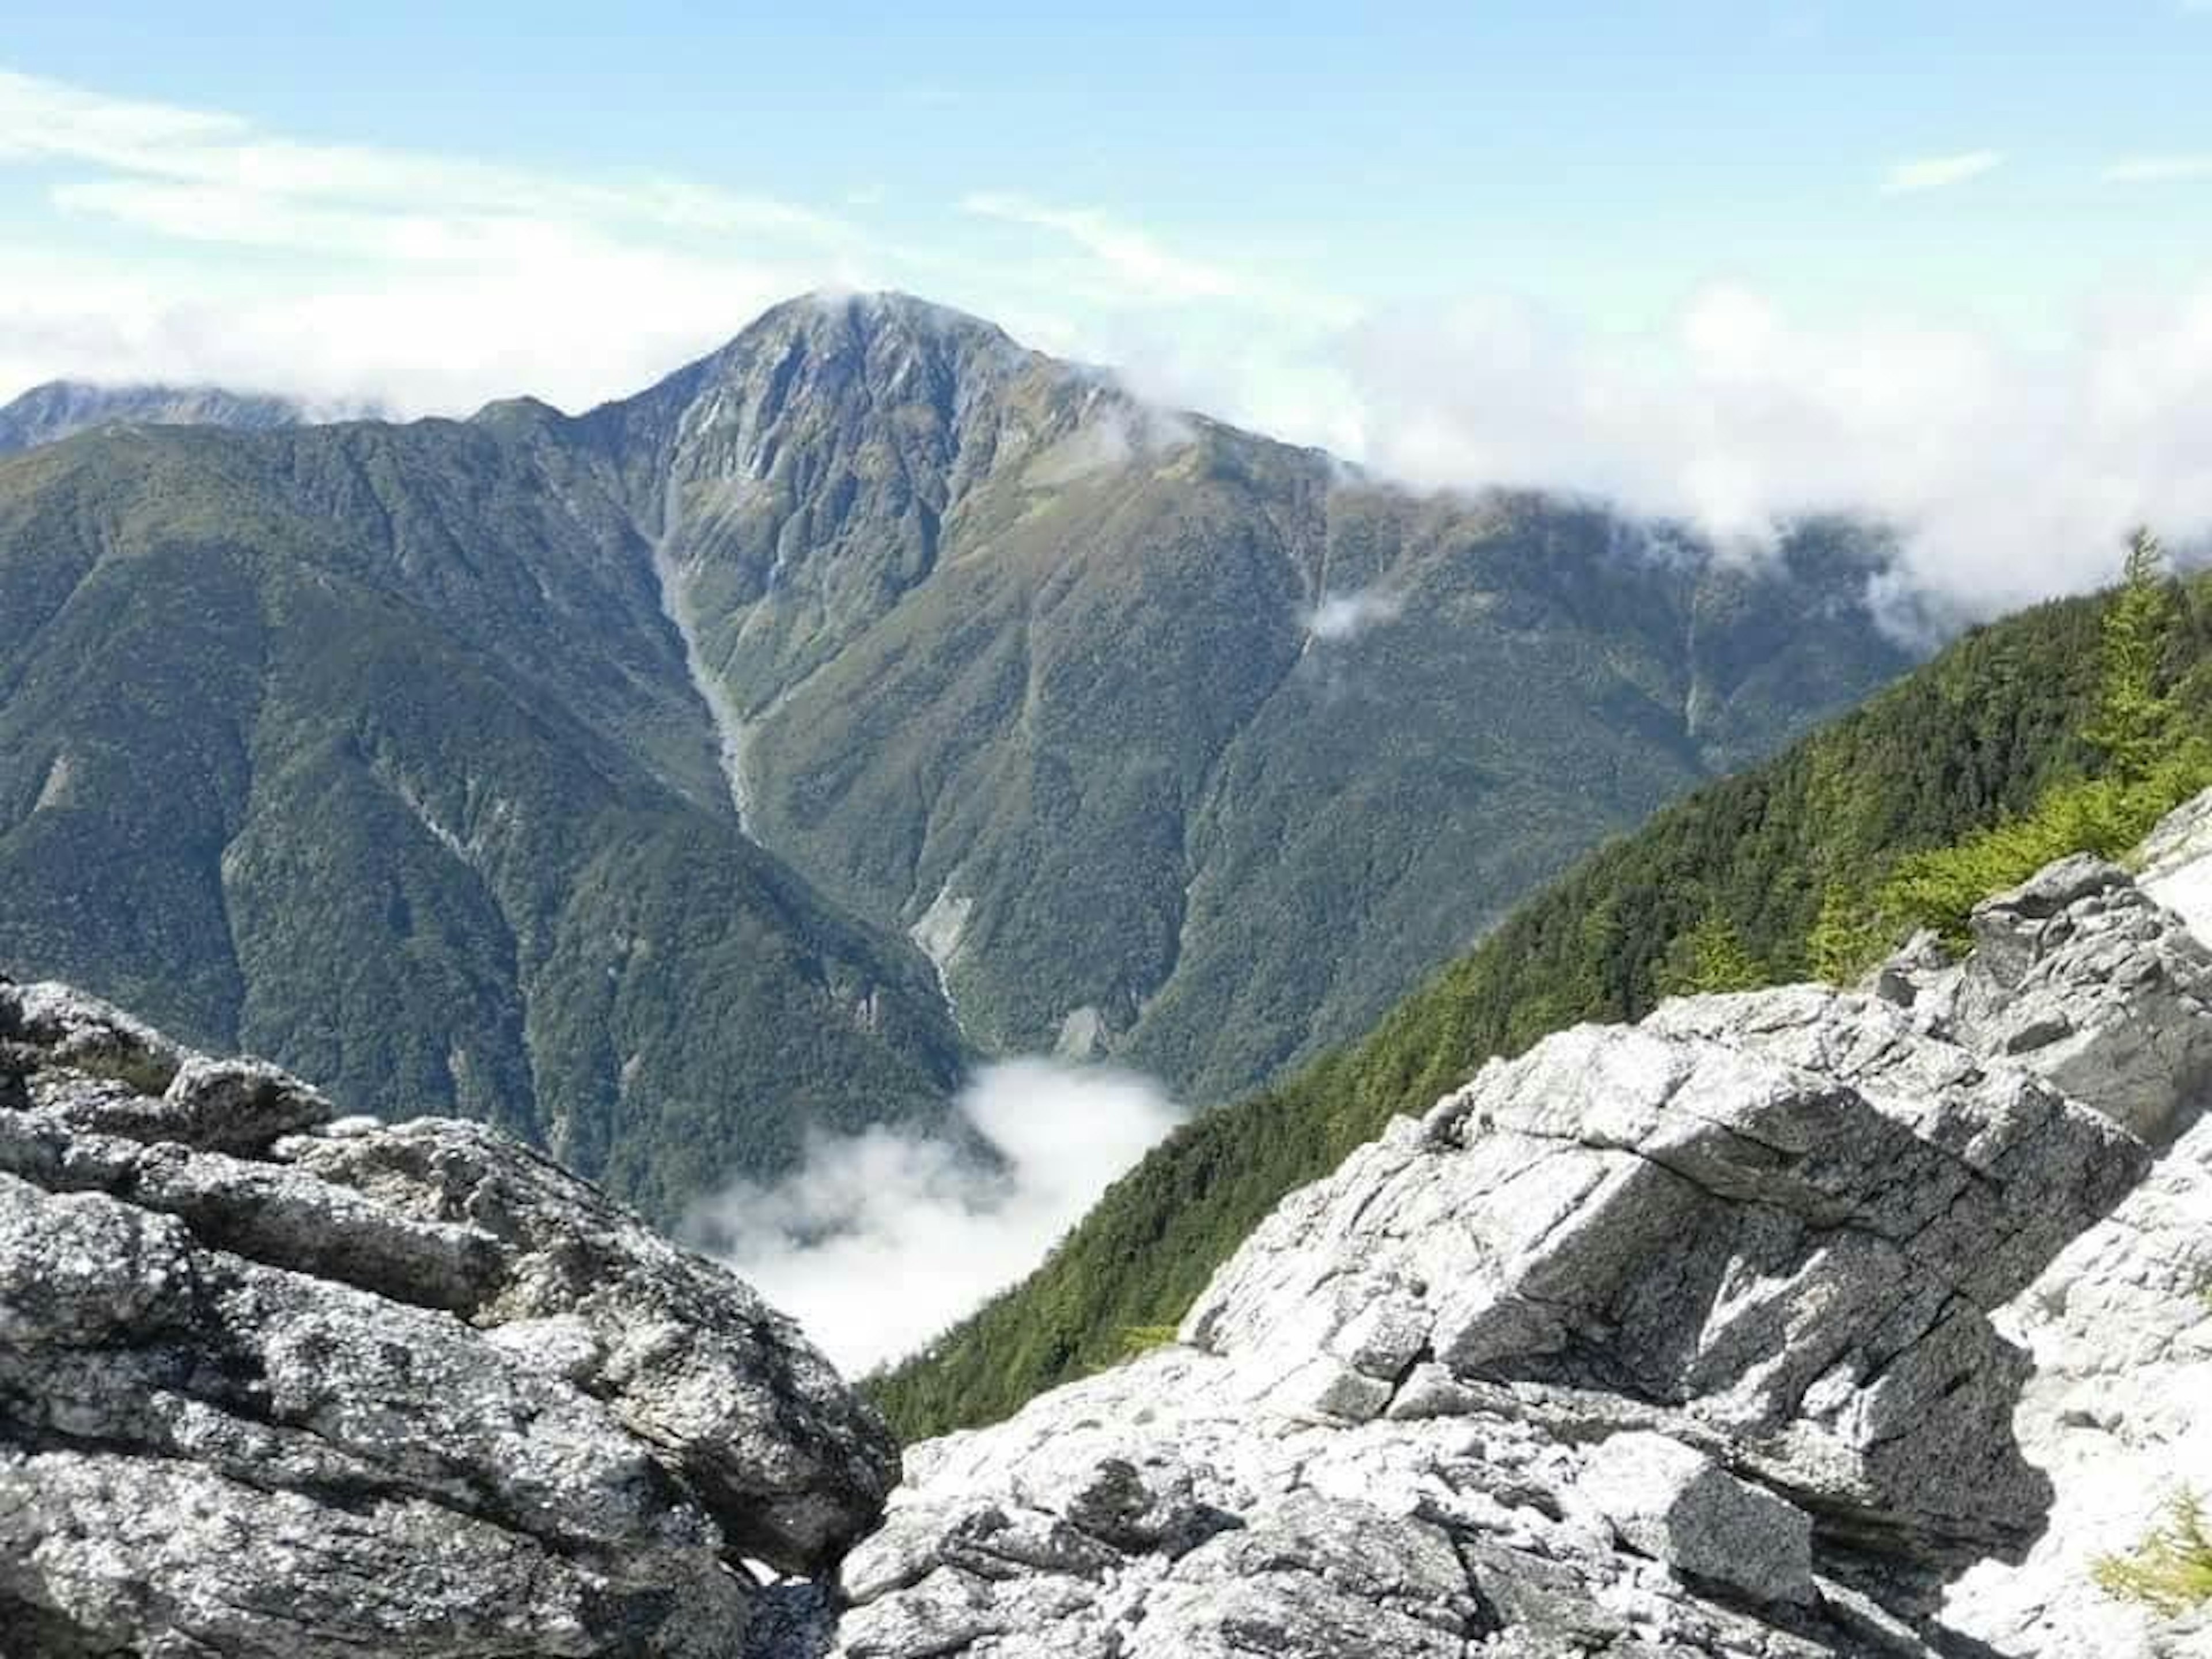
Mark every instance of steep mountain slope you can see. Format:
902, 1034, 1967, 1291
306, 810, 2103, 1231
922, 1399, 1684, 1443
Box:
605, 294, 1914, 1099
0, 418, 964, 1222
0, 290, 1915, 1219
0, 380, 320, 453
872, 568, 2212, 1438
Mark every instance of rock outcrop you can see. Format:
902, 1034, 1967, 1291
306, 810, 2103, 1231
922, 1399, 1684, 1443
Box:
829, 815, 2212, 1657
10, 798, 2212, 1658
0, 980, 897, 1658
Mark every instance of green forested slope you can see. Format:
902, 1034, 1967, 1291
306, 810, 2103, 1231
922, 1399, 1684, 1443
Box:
0, 423, 966, 1223
0, 290, 1918, 1219
871, 563, 2212, 1439
617, 296, 1912, 1100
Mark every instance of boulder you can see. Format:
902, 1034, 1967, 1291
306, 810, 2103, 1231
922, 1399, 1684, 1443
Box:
0, 980, 896, 1658
1578, 1430, 1815, 1606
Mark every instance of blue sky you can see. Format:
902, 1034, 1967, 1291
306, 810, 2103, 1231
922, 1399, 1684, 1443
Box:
3, 2, 2212, 609
7, 0, 2209, 331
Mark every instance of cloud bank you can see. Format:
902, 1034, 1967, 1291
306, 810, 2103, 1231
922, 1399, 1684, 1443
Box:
684, 1059, 1185, 1376
1308, 285, 2212, 619
1305, 588, 1403, 642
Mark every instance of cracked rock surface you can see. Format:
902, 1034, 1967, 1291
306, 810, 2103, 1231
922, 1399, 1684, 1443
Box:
12, 796, 2212, 1658
0, 980, 897, 1658
821, 813, 2212, 1658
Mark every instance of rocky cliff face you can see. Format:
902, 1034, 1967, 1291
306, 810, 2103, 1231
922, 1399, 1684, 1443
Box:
0, 979, 896, 1657
828, 805, 2212, 1658
8, 801, 2212, 1657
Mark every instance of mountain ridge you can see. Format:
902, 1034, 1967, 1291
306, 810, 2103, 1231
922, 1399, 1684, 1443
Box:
0, 378, 374, 454
0, 289, 1915, 1218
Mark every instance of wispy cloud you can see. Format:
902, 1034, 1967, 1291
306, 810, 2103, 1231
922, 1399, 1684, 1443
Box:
960, 189, 1357, 327
0, 67, 887, 412
2103, 154, 2212, 183
1880, 149, 2004, 195
961, 191, 1245, 304
0, 70, 854, 252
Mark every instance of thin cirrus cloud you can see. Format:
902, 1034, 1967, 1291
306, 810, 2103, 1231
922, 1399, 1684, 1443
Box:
1879, 149, 2005, 195
0, 69, 856, 252
959, 189, 1358, 326
2103, 154, 2212, 183
0, 66, 888, 412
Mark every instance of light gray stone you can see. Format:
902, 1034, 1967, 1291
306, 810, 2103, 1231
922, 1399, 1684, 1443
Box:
0, 979, 896, 1658
1580, 1430, 1815, 1605
839, 843, 2212, 1658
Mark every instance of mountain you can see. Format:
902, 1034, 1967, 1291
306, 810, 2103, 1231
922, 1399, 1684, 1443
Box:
0, 408, 965, 1222
0, 380, 325, 453
0, 291, 1915, 1218
10, 802, 2211, 1656
871, 564, 2212, 1438
592, 292, 1915, 1100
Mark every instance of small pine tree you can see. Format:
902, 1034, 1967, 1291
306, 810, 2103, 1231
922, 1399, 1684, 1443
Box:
1809, 881, 1887, 984
2095, 1488, 2212, 1615
1657, 911, 1766, 996
2086, 527, 2180, 785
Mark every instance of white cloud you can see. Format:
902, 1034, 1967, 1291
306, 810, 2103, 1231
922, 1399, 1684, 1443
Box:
0, 67, 880, 414
2104, 154, 2212, 183
0, 70, 851, 247
683, 1058, 1184, 1376
1881, 149, 2004, 194
1293, 283, 2212, 619
960, 190, 1357, 328
961, 191, 1245, 304
1305, 588, 1403, 642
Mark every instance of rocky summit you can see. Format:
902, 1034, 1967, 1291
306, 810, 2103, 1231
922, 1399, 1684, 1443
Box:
6, 798, 2212, 1657
0, 979, 896, 1657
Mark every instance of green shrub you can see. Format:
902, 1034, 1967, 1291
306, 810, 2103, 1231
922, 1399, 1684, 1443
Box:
2095, 1489, 2212, 1615
1880, 755, 2212, 943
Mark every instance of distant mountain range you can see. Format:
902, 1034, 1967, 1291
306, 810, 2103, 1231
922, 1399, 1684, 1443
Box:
0, 381, 343, 453
0, 292, 1918, 1218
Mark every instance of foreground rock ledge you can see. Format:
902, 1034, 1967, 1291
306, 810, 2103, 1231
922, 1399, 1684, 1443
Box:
833, 839, 2212, 1658
8, 812, 2212, 1658
0, 979, 897, 1658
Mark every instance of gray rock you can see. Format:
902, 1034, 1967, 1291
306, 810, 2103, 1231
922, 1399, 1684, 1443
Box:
1579, 1430, 1815, 1605
838, 850, 2212, 1657
0, 979, 896, 1658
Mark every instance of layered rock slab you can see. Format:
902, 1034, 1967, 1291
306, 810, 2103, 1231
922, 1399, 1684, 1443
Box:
830, 839, 2212, 1657
0, 979, 897, 1658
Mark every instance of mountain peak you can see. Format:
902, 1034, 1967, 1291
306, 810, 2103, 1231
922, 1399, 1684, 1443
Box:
0, 379, 315, 455
753, 287, 1022, 350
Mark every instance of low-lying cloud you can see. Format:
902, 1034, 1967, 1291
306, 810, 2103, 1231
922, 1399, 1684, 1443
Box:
1304, 587, 1402, 642
1309, 285, 2212, 621
685, 1058, 1185, 1376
